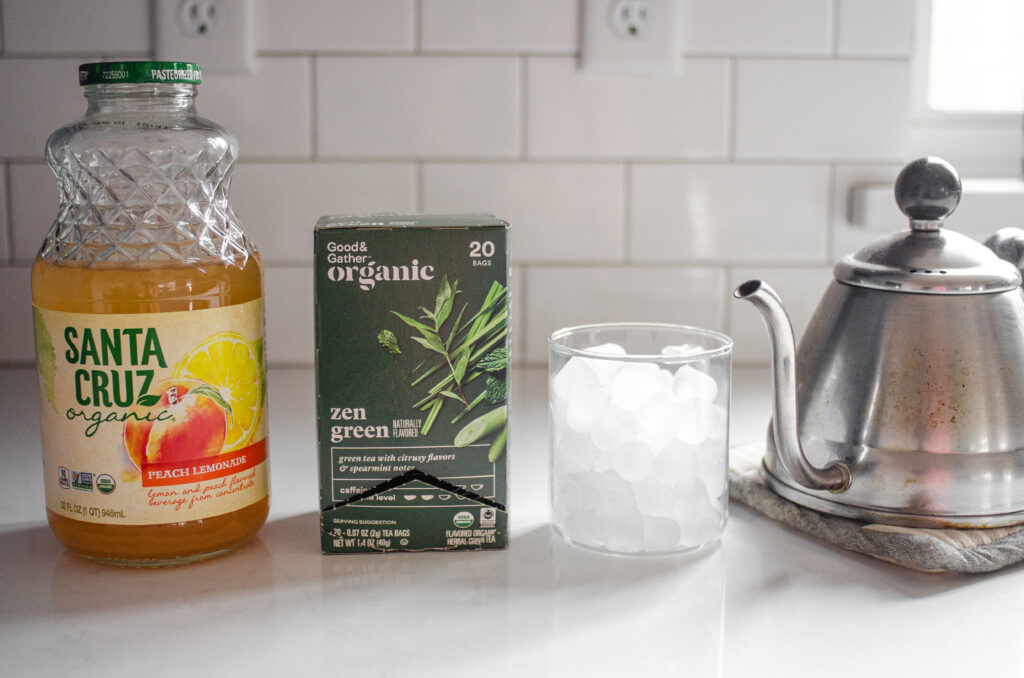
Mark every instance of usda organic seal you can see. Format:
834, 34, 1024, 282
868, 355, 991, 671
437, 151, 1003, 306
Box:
453, 511, 474, 528
96, 474, 116, 495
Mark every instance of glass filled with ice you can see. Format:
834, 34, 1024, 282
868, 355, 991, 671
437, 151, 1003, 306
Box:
548, 323, 733, 556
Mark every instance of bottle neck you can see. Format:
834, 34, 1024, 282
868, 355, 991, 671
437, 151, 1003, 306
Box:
84, 83, 198, 115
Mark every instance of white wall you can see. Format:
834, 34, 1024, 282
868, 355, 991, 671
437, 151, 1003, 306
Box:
0, 0, 917, 366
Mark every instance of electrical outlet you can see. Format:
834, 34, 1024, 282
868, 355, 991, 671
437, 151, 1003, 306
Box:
177, 0, 226, 38
153, 0, 254, 75
581, 0, 682, 76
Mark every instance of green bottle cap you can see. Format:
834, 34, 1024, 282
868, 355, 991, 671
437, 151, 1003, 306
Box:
78, 61, 202, 86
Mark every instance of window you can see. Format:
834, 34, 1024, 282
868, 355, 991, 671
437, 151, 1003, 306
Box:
911, 0, 1023, 175
928, 0, 1024, 113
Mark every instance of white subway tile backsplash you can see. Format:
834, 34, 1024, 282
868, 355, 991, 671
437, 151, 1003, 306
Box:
630, 163, 829, 262
831, 164, 902, 261
231, 162, 415, 261
200, 58, 312, 159
0, 164, 9, 261
0, 0, 931, 368
524, 266, 726, 363
0, 59, 84, 159
316, 57, 520, 158
526, 57, 730, 159
0, 265, 33, 363
2, 0, 148, 54
257, 0, 414, 53
735, 59, 910, 160
422, 163, 624, 263
836, 0, 914, 57
264, 265, 314, 364
421, 0, 577, 54
684, 0, 832, 55
9, 163, 54, 261
729, 266, 833, 364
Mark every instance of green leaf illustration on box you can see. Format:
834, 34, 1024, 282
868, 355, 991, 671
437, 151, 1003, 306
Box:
377, 329, 401, 354
395, 277, 508, 435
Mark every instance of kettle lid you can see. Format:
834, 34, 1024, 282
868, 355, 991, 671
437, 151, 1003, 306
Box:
835, 157, 1021, 294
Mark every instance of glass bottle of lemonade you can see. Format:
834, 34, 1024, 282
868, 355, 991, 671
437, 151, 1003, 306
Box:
31, 62, 269, 566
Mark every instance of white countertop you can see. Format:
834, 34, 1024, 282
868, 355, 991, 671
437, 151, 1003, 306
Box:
3, 366, 1022, 677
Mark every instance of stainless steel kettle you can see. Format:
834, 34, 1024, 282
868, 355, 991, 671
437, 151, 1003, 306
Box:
735, 157, 1024, 527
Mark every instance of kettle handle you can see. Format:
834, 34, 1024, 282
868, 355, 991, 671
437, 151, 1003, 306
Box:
986, 227, 1024, 274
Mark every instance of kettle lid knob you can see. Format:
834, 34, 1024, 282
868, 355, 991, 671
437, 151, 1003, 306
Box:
894, 156, 962, 229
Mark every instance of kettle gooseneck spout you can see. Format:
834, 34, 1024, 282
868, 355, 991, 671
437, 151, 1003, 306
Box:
734, 280, 852, 494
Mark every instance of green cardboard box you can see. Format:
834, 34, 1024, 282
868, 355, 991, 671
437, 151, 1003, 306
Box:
315, 214, 510, 552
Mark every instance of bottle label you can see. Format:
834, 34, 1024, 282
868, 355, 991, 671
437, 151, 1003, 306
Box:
33, 300, 269, 525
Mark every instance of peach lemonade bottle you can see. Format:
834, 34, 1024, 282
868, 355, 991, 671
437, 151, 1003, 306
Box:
31, 62, 269, 566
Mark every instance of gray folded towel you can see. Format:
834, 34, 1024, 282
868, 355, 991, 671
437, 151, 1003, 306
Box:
728, 442, 1024, 574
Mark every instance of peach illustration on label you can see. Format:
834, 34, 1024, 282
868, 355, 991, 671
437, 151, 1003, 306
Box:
124, 380, 231, 469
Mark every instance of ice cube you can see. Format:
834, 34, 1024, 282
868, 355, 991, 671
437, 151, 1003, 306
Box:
553, 474, 584, 513
702, 403, 728, 440
634, 479, 675, 517
677, 513, 724, 549
695, 438, 728, 500
580, 343, 628, 384
583, 511, 611, 547
561, 507, 598, 546
552, 356, 599, 402
596, 470, 637, 520
605, 513, 645, 554
656, 367, 674, 394
586, 342, 627, 356
610, 363, 661, 410
636, 395, 680, 451
652, 439, 699, 483
592, 446, 618, 473
565, 385, 609, 434
661, 344, 703, 357
554, 429, 599, 473
613, 441, 654, 483
590, 409, 634, 452
677, 400, 712, 445
571, 470, 603, 510
643, 515, 683, 552
672, 364, 718, 403
671, 476, 712, 522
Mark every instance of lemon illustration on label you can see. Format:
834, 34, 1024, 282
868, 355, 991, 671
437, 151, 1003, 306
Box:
173, 332, 263, 452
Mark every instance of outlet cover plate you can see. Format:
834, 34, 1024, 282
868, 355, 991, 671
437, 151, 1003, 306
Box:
581, 0, 682, 76
153, 0, 254, 75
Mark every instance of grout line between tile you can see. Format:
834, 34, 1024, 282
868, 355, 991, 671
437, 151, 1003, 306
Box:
830, 0, 841, 57
826, 163, 837, 263
722, 263, 734, 335
3, 161, 13, 262
309, 55, 319, 160
519, 56, 528, 160
622, 162, 632, 262
727, 57, 738, 160
413, 0, 423, 54
414, 160, 424, 212
164, 156, 901, 167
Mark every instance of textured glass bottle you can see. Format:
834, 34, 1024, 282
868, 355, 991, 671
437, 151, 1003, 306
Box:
32, 62, 270, 566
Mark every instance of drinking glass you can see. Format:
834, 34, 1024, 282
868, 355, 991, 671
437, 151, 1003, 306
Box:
549, 323, 732, 556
